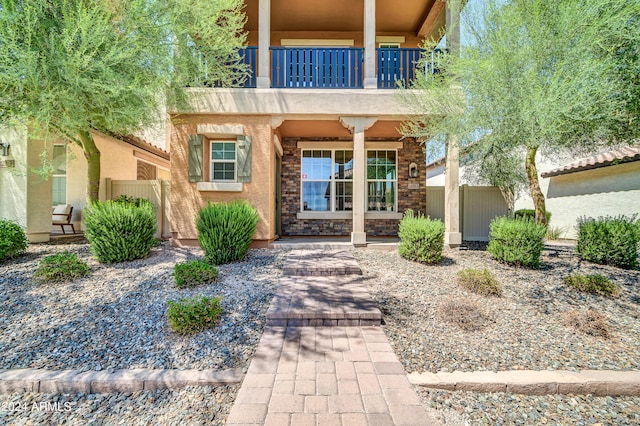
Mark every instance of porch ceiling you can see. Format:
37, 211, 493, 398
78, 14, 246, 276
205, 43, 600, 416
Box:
244, 0, 441, 36
277, 120, 404, 139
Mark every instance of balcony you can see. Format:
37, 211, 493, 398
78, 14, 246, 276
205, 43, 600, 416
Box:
215, 46, 445, 89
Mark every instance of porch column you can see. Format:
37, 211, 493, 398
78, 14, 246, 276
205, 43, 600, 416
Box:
363, 0, 377, 89
444, 0, 462, 248
340, 117, 377, 246
257, 0, 271, 88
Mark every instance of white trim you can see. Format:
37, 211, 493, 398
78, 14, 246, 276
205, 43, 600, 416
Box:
281, 39, 355, 47
197, 182, 243, 192
274, 134, 283, 157
210, 140, 237, 182
376, 36, 406, 43
366, 149, 399, 213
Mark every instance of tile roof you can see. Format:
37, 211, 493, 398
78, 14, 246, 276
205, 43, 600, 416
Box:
108, 132, 170, 161
541, 146, 640, 178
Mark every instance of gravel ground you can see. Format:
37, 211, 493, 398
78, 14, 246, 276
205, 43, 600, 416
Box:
0, 385, 239, 425
354, 244, 640, 373
418, 388, 640, 425
0, 240, 286, 372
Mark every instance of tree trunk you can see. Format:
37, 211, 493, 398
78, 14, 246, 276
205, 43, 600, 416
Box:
499, 185, 515, 217
79, 130, 101, 203
525, 145, 547, 225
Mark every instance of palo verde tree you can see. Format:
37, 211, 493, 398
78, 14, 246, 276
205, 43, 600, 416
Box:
402, 0, 640, 225
0, 0, 246, 202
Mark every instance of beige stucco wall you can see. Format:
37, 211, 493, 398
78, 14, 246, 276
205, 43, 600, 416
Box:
169, 115, 275, 246
0, 127, 53, 242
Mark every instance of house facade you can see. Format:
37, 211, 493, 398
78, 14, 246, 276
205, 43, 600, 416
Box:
169, 0, 459, 247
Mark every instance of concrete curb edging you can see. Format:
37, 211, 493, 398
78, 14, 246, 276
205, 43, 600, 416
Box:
0, 368, 243, 394
408, 370, 640, 396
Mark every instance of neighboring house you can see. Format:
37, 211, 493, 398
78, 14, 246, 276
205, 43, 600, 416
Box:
426, 146, 640, 240
515, 146, 640, 239
0, 126, 169, 242
169, 0, 455, 247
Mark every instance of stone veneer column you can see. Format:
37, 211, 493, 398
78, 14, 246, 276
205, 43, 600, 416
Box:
444, 0, 462, 247
340, 117, 377, 246
257, 0, 271, 88
363, 0, 377, 89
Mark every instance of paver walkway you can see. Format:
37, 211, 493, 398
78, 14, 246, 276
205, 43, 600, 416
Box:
227, 250, 432, 425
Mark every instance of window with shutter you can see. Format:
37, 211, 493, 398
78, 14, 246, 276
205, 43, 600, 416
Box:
188, 134, 204, 182
237, 135, 252, 183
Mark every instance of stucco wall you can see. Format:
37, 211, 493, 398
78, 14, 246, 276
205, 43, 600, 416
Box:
169, 114, 274, 245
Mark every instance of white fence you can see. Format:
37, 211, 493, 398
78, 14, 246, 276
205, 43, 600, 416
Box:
426, 185, 508, 241
105, 179, 171, 239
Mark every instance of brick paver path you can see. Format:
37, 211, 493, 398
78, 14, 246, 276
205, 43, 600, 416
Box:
227, 250, 432, 425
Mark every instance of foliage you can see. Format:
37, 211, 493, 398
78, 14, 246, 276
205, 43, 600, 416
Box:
174, 260, 218, 289
564, 274, 619, 297
545, 226, 567, 241
167, 296, 222, 334
0, 0, 246, 202
564, 308, 611, 339
196, 201, 259, 265
34, 251, 90, 283
487, 216, 546, 268
401, 0, 640, 225
0, 219, 28, 261
576, 215, 639, 269
514, 209, 552, 225
113, 194, 154, 209
398, 210, 445, 264
437, 297, 489, 331
456, 268, 502, 296
84, 200, 156, 263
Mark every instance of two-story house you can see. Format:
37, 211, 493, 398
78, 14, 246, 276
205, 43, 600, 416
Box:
169, 0, 460, 247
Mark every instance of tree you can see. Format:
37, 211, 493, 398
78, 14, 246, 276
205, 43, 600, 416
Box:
402, 0, 640, 225
0, 0, 246, 202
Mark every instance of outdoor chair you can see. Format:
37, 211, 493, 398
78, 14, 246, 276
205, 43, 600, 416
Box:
52, 204, 75, 234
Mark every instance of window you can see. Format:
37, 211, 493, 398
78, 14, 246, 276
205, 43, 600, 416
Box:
301, 150, 353, 212
367, 150, 397, 212
210, 141, 236, 181
52, 145, 66, 205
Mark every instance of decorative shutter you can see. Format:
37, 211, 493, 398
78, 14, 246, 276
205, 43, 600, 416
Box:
188, 134, 203, 182
236, 135, 252, 183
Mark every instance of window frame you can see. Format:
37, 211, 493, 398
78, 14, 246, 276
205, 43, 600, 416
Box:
209, 140, 237, 182
366, 149, 398, 213
300, 149, 354, 213
52, 144, 67, 206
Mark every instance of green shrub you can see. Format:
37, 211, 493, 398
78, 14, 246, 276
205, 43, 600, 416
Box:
545, 226, 567, 240
576, 215, 639, 270
514, 209, 552, 224
197, 201, 259, 265
0, 219, 28, 261
487, 216, 546, 268
564, 274, 619, 297
167, 296, 222, 334
34, 251, 90, 283
174, 260, 218, 289
398, 210, 445, 264
84, 200, 156, 263
113, 194, 154, 208
456, 268, 503, 296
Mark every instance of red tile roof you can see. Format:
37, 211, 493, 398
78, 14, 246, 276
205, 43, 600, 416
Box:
541, 146, 640, 178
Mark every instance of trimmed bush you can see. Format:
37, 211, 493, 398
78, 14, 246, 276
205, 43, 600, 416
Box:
456, 268, 503, 296
34, 251, 90, 283
174, 260, 218, 289
514, 208, 552, 224
576, 215, 639, 270
487, 216, 546, 268
197, 201, 259, 265
564, 274, 619, 297
84, 200, 156, 263
0, 219, 28, 261
167, 296, 222, 334
398, 210, 445, 264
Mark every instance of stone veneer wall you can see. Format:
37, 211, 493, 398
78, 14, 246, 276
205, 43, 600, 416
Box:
281, 137, 426, 237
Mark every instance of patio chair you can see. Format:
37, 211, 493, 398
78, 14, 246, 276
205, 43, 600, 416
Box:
52, 204, 75, 234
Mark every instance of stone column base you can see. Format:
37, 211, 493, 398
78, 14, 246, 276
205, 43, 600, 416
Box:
256, 76, 271, 88
351, 232, 367, 247
444, 232, 462, 248
363, 78, 378, 89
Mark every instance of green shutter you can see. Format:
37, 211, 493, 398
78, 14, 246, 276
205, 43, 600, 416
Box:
237, 135, 252, 183
188, 134, 203, 182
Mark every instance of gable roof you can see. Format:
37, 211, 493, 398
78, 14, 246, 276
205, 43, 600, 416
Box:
541, 146, 640, 178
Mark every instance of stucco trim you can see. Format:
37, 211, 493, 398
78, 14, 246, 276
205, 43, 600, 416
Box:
196, 182, 243, 192
297, 212, 352, 220
365, 212, 404, 220
296, 141, 404, 150
196, 124, 245, 138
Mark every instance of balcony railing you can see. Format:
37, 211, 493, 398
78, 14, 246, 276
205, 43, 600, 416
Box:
377, 48, 446, 88
271, 47, 364, 89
